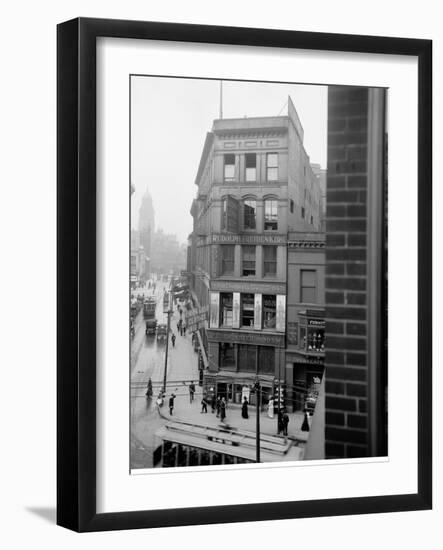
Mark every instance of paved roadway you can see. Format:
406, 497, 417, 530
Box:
130, 278, 200, 469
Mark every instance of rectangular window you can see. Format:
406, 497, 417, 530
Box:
221, 199, 226, 230
224, 154, 235, 181
310, 215, 314, 225
307, 327, 325, 352
263, 246, 277, 277
301, 269, 317, 303
258, 346, 275, 375
301, 206, 305, 219
241, 293, 255, 327
245, 153, 257, 182
221, 245, 235, 275
266, 153, 278, 181
220, 293, 233, 327
264, 200, 278, 231
238, 344, 256, 372
219, 343, 236, 370
243, 200, 256, 230
242, 245, 256, 276
262, 295, 276, 329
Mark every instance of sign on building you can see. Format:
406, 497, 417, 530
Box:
254, 293, 262, 330
276, 294, 286, 332
209, 292, 220, 328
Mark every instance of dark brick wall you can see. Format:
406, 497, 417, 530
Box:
325, 87, 369, 458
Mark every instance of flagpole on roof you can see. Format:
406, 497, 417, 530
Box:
219, 80, 223, 119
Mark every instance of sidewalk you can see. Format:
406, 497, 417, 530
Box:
162, 389, 308, 442
163, 304, 310, 442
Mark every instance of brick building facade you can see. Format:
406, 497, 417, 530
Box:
324, 86, 387, 458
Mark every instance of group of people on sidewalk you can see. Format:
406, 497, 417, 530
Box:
161, 380, 311, 436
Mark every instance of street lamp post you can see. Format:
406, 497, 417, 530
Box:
162, 292, 172, 393
254, 379, 261, 463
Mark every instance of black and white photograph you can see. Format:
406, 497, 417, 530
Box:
130, 76, 388, 470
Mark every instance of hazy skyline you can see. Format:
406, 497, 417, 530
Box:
131, 77, 327, 243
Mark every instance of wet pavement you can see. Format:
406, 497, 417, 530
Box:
130, 278, 310, 470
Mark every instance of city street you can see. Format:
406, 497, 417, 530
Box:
130, 279, 201, 468
131, 282, 309, 469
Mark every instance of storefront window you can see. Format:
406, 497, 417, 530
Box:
219, 342, 236, 370
299, 326, 307, 350
307, 328, 325, 352
238, 344, 256, 372
262, 294, 276, 329
220, 292, 233, 327
241, 293, 255, 327
258, 346, 275, 375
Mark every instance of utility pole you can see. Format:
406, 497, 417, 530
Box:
162, 292, 172, 393
255, 378, 261, 463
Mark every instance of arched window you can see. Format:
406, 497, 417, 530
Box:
264, 199, 278, 230
243, 199, 256, 230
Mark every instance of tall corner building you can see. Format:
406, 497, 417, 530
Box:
188, 96, 324, 407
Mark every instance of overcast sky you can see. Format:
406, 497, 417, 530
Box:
131, 77, 327, 242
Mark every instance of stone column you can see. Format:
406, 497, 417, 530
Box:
255, 245, 263, 278
234, 244, 242, 277
277, 245, 287, 280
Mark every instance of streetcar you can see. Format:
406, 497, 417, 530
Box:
152, 421, 304, 468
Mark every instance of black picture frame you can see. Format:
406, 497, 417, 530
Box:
57, 17, 432, 532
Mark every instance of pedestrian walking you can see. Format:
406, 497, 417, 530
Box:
171, 333, 176, 347
241, 397, 249, 419
176, 321, 180, 332
189, 381, 196, 403
267, 397, 274, 419
168, 393, 175, 415
216, 396, 221, 417
220, 397, 227, 422
201, 396, 208, 413
284, 411, 290, 435
277, 410, 284, 435
301, 409, 310, 432
211, 393, 216, 413
183, 325, 186, 335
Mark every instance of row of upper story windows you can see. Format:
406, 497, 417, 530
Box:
222, 198, 278, 231
223, 152, 278, 183
219, 244, 278, 278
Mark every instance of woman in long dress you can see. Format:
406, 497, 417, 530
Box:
267, 398, 274, 419
241, 397, 249, 419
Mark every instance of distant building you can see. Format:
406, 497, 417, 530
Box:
130, 230, 147, 286
188, 97, 324, 407
150, 229, 186, 276
285, 231, 325, 412
138, 187, 155, 277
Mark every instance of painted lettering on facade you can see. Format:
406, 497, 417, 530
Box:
211, 233, 286, 245
207, 329, 285, 348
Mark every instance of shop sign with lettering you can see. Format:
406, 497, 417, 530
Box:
211, 233, 286, 245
